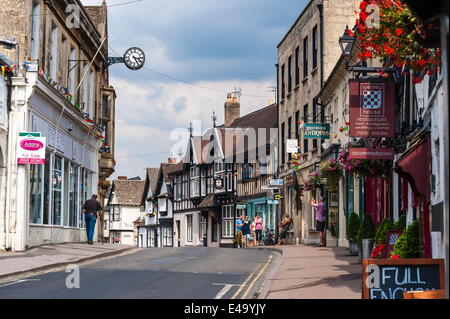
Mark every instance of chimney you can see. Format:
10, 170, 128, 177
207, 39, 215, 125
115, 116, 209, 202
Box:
118, 176, 128, 180
168, 156, 177, 164
224, 93, 240, 126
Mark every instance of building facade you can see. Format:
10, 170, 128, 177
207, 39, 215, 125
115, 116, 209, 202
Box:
0, 0, 116, 251
277, 0, 360, 245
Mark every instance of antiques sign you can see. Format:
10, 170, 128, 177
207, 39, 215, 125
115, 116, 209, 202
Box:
303, 123, 330, 139
349, 80, 395, 138
348, 148, 395, 160
362, 259, 445, 299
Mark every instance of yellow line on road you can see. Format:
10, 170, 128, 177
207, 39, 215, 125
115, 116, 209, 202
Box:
230, 262, 264, 299
240, 255, 273, 299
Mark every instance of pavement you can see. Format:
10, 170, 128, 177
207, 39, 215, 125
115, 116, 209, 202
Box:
258, 244, 362, 299
0, 243, 135, 281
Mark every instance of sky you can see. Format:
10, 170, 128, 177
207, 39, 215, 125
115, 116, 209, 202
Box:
80, 0, 309, 179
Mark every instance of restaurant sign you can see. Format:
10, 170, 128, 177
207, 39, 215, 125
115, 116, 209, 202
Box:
349, 80, 395, 138
303, 123, 330, 139
348, 148, 395, 160
17, 133, 46, 165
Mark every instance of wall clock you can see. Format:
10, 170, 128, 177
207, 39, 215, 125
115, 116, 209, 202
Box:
123, 47, 145, 70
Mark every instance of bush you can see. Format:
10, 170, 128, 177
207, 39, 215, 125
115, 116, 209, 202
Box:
347, 212, 360, 242
375, 218, 394, 245
391, 220, 421, 258
357, 214, 376, 245
393, 212, 407, 230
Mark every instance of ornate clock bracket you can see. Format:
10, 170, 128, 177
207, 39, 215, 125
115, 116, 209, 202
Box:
107, 57, 124, 67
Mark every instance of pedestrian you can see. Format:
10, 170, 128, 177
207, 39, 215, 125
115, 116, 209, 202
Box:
254, 213, 263, 246
235, 214, 244, 248
311, 197, 327, 247
82, 194, 103, 245
242, 215, 251, 248
277, 214, 293, 246
251, 217, 257, 247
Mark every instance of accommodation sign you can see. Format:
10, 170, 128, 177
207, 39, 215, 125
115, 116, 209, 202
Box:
303, 123, 330, 139
348, 148, 395, 160
17, 133, 46, 165
349, 80, 395, 138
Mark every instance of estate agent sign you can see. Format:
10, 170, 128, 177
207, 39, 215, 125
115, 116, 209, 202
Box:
303, 123, 330, 139
362, 259, 445, 299
349, 80, 395, 138
17, 132, 46, 165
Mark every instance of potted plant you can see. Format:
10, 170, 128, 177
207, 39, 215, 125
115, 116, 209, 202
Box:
393, 212, 407, 230
391, 220, 420, 258
357, 213, 376, 260
375, 218, 394, 245
347, 212, 360, 255
304, 172, 321, 198
320, 159, 343, 192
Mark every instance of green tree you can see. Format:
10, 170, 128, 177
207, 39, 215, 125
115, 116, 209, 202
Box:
391, 220, 421, 258
375, 218, 394, 244
346, 212, 360, 243
357, 214, 376, 245
393, 212, 407, 230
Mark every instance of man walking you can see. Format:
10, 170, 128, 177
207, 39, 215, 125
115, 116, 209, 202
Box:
235, 214, 244, 248
82, 194, 103, 245
311, 197, 327, 247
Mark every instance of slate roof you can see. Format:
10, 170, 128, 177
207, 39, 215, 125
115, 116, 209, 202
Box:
113, 180, 146, 206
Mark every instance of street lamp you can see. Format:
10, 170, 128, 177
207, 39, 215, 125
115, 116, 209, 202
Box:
339, 26, 355, 57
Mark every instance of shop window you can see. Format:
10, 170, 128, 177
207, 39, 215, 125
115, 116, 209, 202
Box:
221, 205, 234, 238
43, 151, 51, 224
68, 163, 79, 227
29, 164, 43, 224
163, 226, 173, 247
52, 155, 63, 226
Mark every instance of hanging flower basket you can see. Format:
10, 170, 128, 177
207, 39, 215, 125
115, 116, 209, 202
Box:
320, 159, 343, 191
99, 180, 111, 189
354, 0, 441, 83
338, 149, 392, 179
304, 173, 322, 198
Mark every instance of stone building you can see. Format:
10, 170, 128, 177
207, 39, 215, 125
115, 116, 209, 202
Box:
0, 0, 116, 251
276, 0, 359, 245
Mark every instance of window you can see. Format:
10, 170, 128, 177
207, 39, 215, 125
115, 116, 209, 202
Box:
281, 64, 285, 99
288, 116, 292, 139
281, 122, 285, 164
226, 163, 233, 191
303, 36, 308, 78
81, 64, 88, 114
52, 155, 63, 225
31, 0, 41, 60
29, 164, 43, 224
287, 55, 292, 93
175, 175, 182, 200
312, 25, 318, 69
295, 111, 300, 140
89, 70, 95, 118
158, 198, 167, 215
68, 47, 76, 99
50, 23, 58, 80
221, 205, 234, 238
43, 151, 51, 225
303, 104, 309, 153
112, 205, 121, 221
162, 226, 173, 247
199, 215, 207, 240
190, 166, 200, 197
68, 162, 79, 227
102, 95, 109, 118
313, 103, 317, 149
295, 46, 300, 86
187, 215, 193, 242
201, 167, 206, 196
80, 168, 92, 228
214, 160, 225, 193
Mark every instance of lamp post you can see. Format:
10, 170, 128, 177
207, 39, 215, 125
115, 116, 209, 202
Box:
338, 26, 356, 57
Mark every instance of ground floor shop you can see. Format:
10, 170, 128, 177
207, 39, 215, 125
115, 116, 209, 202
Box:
137, 221, 174, 248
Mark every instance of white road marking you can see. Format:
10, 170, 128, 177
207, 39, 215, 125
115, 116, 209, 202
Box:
212, 283, 243, 299
0, 279, 41, 288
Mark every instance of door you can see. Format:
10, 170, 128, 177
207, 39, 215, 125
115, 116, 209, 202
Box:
176, 221, 181, 247
212, 216, 217, 242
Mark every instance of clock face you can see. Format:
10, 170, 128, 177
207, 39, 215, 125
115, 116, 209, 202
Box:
123, 47, 145, 70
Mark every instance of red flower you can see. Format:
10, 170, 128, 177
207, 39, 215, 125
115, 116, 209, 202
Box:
392, 254, 400, 259
395, 28, 403, 36
384, 45, 395, 55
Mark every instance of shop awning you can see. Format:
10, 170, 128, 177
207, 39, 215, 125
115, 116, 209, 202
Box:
395, 134, 431, 199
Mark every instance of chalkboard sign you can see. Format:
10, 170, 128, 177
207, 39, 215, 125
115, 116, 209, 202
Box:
362, 259, 445, 299
384, 230, 403, 258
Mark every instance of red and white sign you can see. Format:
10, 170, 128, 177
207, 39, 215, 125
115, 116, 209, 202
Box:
348, 148, 394, 160
349, 80, 395, 138
17, 135, 46, 165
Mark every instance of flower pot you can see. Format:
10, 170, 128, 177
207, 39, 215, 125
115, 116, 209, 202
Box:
348, 241, 359, 256
361, 238, 375, 260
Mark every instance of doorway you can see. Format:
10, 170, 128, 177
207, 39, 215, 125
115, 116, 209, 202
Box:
176, 220, 181, 247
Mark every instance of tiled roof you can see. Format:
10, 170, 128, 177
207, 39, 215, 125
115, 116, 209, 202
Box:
228, 103, 277, 129
147, 168, 160, 193
113, 180, 146, 206
161, 163, 177, 182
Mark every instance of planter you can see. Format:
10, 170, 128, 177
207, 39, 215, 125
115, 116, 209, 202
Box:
348, 240, 359, 256
362, 238, 375, 260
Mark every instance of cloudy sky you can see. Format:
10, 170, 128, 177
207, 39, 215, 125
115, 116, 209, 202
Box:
81, 0, 308, 179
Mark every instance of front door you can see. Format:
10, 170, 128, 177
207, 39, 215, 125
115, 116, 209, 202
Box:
212, 216, 217, 242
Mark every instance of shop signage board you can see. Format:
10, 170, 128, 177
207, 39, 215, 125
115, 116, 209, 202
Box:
303, 123, 330, 139
362, 259, 445, 299
286, 139, 298, 153
348, 148, 395, 160
267, 200, 279, 205
236, 204, 247, 210
269, 179, 284, 186
17, 133, 46, 165
349, 80, 395, 138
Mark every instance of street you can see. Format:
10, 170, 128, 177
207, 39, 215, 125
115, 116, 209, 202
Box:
0, 247, 276, 299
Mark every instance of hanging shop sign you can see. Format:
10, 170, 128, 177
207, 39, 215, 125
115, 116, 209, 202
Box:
349, 80, 395, 138
348, 148, 395, 160
303, 123, 330, 139
362, 259, 445, 299
17, 133, 46, 165
214, 176, 224, 190
267, 200, 279, 205
286, 139, 299, 153
269, 179, 284, 186
236, 204, 247, 210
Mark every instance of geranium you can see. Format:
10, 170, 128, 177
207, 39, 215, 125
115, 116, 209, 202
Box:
391, 254, 400, 259
304, 173, 322, 198
370, 244, 386, 259
355, 0, 441, 82
320, 159, 343, 191
338, 148, 392, 178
